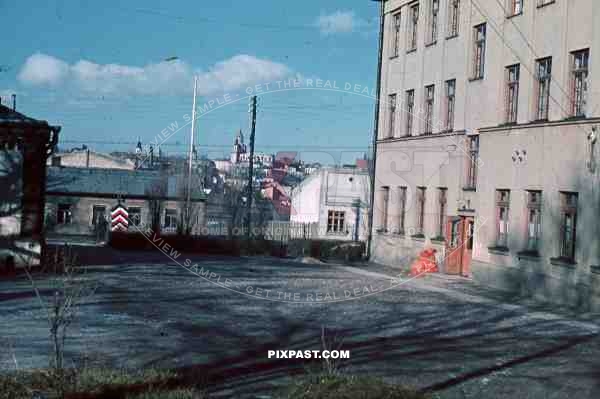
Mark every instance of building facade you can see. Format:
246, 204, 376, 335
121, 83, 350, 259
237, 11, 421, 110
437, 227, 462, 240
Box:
372, 0, 600, 308
0, 104, 60, 269
291, 167, 370, 241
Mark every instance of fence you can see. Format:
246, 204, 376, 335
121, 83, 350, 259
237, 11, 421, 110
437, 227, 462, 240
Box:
264, 221, 319, 243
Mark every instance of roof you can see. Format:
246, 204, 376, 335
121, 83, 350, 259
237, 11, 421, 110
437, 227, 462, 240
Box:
0, 104, 59, 131
46, 166, 206, 201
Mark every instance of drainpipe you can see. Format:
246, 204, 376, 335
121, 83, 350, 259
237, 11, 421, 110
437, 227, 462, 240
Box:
366, 0, 386, 260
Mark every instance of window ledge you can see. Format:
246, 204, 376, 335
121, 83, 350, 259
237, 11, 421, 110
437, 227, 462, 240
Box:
468, 76, 484, 82
488, 246, 510, 256
550, 257, 577, 268
389, 54, 399, 60
517, 250, 541, 261
445, 34, 459, 40
590, 265, 600, 274
431, 236, 446, 244
462, 186, 477, 192
406, 48, 417, 54
506, 12, 523, 19
411, 234, 426, 241
537, 1, 556, 9
425, 40, 437, 48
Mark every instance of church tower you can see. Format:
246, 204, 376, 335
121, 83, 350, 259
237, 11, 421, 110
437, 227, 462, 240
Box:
230, 129, 246, 164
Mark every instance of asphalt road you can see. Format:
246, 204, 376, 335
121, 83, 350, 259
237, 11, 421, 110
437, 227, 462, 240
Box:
1, 254, 600, 398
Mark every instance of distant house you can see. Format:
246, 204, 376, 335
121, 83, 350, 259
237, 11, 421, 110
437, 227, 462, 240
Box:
48, 149, 136, 170
290, 167, 370, 241
45, 166, 207, 239
0, 103, 60, 269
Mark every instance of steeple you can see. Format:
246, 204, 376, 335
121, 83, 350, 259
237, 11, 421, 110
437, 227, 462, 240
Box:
135, 137, 143, 155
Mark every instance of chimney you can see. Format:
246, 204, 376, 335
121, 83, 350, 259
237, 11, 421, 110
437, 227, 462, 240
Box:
11, 94, 16, 111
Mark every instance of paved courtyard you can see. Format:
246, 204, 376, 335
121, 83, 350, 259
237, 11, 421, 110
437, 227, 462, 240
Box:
1, 253, 600, 398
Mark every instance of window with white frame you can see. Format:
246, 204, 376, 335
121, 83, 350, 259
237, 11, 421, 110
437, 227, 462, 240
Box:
495, 190, 510, 248
559, 192, 578, 261
91, 205, 106, 226
57, 204, 73, 225
466, 135, 479, 189
508, 0, 523, 16
408, 3, 419, 51
535, 57, 552, 120
164, 208, 178, 231
525, 191, 542, 252
388, 94, 397, 138
424, 84, 435, 134
398, 186, 407, 234
472, 24, 486, 79
506, 64, 520, 123
416, 187, 426, 236
327, 210, 346, 233
405, 89, 415, 136
437, 188, 447, 238
129, 206, 142, 227
447, 0, 460, 37
571, 49, 589, 117
445, 79, 456, 131
427, 0, 439, 44
391, 12, 401, 57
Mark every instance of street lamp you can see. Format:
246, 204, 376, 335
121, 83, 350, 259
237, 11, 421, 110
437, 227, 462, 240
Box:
366, 0, 386, 260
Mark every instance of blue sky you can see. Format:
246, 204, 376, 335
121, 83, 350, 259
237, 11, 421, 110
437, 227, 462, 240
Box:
0, 0, 379, 165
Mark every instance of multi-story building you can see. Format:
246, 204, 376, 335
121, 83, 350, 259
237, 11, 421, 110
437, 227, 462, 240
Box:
291, 167, 370, 241
372, 0, 600, 308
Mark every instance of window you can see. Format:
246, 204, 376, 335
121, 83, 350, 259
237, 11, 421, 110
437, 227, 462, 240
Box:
57, 204, 73, 225
509, 0, 523, 16
398, 186, 407, 234
559, 192, 578, 261
129, 206, 142, 227
437, 188, 447, 238
424, 85, 435, 134
495, 190, 510, 248
444, 79, 456, 131
466, 135, 479, 189
427, 0, 439, 44
91, 205, 106, 226
327, 210, 345, 233
405, 90, 415, 136
164, 208, 178, 231
408, 3, 419, 51
525, 191, 542, 252
571, 49, 589, 117
391, 12, 401, 57
416, 187, 426, 236
380, 187, 390, 232
447, 0, 460, 37
535, 57, 552, 120
388, 94, 397, 138
472, 24, 486, 79
506, 64, 520, 123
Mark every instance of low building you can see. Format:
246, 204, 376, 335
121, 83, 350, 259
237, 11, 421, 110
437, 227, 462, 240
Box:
290, 167, 370, 241
0, 103, 60, 268
48, 149, 136, 170
45, 166, 207, 240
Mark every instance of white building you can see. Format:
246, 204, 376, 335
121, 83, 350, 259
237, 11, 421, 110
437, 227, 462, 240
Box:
371, 0, 600, 309
291, 167, 370, 241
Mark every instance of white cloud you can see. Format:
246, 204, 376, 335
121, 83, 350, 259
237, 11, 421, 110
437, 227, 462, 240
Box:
316, 10, 362, 35
17, 53, 294, 97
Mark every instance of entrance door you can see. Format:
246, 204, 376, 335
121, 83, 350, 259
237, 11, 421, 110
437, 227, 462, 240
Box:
445, 217, 463, 275
445, 216, 474, 276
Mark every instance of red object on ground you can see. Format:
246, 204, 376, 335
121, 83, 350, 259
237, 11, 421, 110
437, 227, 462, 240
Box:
409, 248, 439, 277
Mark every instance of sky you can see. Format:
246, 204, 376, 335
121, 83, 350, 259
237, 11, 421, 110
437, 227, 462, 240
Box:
0, 0, 380, 166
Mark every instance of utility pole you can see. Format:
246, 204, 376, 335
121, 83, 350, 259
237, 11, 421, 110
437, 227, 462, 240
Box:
366, 0, 386, 259
246, 95, 257, 238
186, 75, 198, 234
